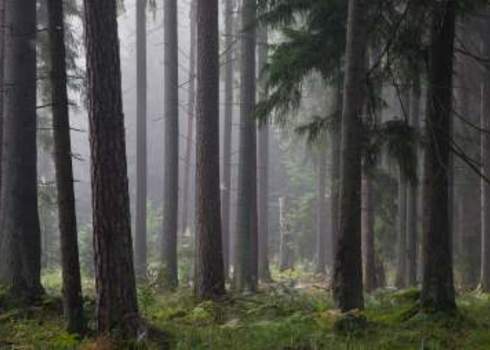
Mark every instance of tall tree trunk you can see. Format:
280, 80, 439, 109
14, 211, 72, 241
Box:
315, 149, 328, 275
181, 0, 196, 237
395, 170, 408, 289
134, 0, 148, 281
162, 0, 179, 288
329, 76, 342, 267
194, 0, 226, 300
221, 0, 235, 278
83, 0, 140, 336
47, 0, 85, 333
480, 21, 490, 291
0, 0, 43, 301
257, 26, 271, 282
0, 0, 4, 206
233, 0, 258, 292
362, 173, 376, 292
421, 0, 456, 312
333, 0, 368, 312
407, 74, 421, 287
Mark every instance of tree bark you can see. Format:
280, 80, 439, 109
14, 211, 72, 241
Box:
47, 0, 85, 333
421, 0, 456, 312
134, 0, 148, 281
161, 0, 179, 288
407, 74, 421, 287
257, 26, 271, 282
194, 0, 226, 300
480, 21, 490, 291
233, 0, 258, 292
0, 0, 44, 301
83, 0, 140, 336
333, 0, 368, 312
395, 170, 408, 289
279, 196, 293, 271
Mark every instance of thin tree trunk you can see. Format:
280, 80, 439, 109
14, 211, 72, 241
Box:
0, 0, 44, 301
194, 0, 226, 300
362, 173, 376, 292
221, 0, 235, 278
135, 0, 148, 281
333, 0, 368, 312
181, 0, 196, 237
421, 0, 457, 312
315, 149, 328, 275
83, 0, 140, 335
279, 196, 293, 271
407, 74, 421, 287
233, 0, 258, 292
161, 0, 179, 288
395, 170, 408, 289
0, 0, 4, 207
480, 21, 490, 291
257, 26, 271, 282
47, 0, 85, 333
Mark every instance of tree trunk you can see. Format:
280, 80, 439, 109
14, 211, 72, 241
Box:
421, 0, 456, 312
480, 21, 490, 291
221, 0, 235, 278
134, 0, 148, 281
0, 0, 44, 301
194, 0, 226, 300
279, 197, 293, 271
362, 173, 376, 292
257, 26, 271, 282
333, 0, 368, 312
181, 0, 196, 237
407, 73, 421, 287
83, 0, 140, 336
233, 0, 258, 292
315, 149, 328, 275
0, 0, 4, 206
161, 0, 179, 288
47, 0, 85, 333
395, 170, 408, 289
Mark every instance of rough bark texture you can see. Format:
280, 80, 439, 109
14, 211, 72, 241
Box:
279, 197, 294, 271
257, 26, 271, 282
47, 0, 85, 333
395, 171, 408, 289
421, 0, 456, 312
181, 0, 196, 237
315, 149, 328, 275
221, 0, 235, 277
480, 21, 490, 291
407, 74, 421, 287
135, 0, 148, 281
233, 0, 258, 292
194, 0, 226, 300
83, 0, 140, 335
0, 0, 44, 301
162, 0, 179, 288
333, 0, 368, 312
362, 173, 376, 292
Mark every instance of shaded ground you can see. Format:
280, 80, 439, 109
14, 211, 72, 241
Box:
1, 272, 490, 349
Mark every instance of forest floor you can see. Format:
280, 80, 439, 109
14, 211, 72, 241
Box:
1, 271, 490, 349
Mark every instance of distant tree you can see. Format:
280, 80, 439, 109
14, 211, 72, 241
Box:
161, 0, 179, 288
135, 0, 148, 281
315, 146, 328, 274
83, 0, 140, 335
332, 0, 369, 312
395, 169, 408, 289
279, 196, 294, 271
362, 171, 376, 292
0, 0, 44, 302
47, 0, 85, 333
420, 0, 456, 312
194, 0, 226, 300
234, 0, 259, 292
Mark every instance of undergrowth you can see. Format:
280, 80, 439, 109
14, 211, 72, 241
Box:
1, 274, 490, 349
